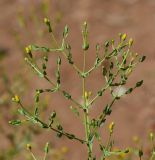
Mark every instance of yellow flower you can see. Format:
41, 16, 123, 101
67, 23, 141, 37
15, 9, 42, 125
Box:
12, 95, 20, 103
25, 45, 31, 54
61, 146, 68, 153
132, 136, 139, 143
26, 144, 32, 151
149, 132, 154, 141
109, 122, 115, 134
44, 17, 50, 24
121, 33, 127, 41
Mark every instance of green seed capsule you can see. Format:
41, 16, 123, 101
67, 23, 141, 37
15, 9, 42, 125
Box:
44, 18, 50, 24
44, 56, 48, 62
104, 41, 109, 47
50, 111, 56, 119
44, 142, 49, 153
83, 43, 89, 51
135, 80, 143, 87
42, 63, 46, 70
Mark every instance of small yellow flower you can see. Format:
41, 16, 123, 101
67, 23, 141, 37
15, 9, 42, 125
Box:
88, 91, 92, 97
126, 68, 132, 76
12, 95, 20, 103
118, 152, 126, 159
129, 38, 133, 47
121, 33, 127, 41
61, 146, 68, 153
84, 91, 92, 99
26, 144, 32, 151
109, 121, 115, 134
25, 45, 31, 54
132, 136, 139, 143
84, 91, 88, 99
44, 17, 50, 24
135, 53, 138, 57
149, 132, 154, 141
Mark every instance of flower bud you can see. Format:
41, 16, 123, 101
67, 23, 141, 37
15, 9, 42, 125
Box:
149, 132, 154, 141
84, 91, 88, 99
26, 144, 32, 151
25, 45, 32, 58
44, 17, 50, 24
129, 38, 133, 47
109, 121, 115, 134
44, 142, 49, 153
121, 33, 127, 41
44, 17, 52, 32
12, 95, 20, 103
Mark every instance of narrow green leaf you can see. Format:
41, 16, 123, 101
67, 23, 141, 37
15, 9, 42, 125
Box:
44, 142, 49, 153
9, 120, 22, 126
63, 25, 69, 38
102, 66, 107, 76
135, 80, 143, 88
25, 57, 44, 78
139, 56, 146, 62
70, 106, 80, 116
62, 91, 71, 99
31, 44, 50, 52
125, 88, 133, 94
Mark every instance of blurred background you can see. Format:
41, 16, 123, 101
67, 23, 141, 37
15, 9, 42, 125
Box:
0, 0, 155, 159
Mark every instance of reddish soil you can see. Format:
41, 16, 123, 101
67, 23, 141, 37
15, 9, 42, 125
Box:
0, 0, 155, 159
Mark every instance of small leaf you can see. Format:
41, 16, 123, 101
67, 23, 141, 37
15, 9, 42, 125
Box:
31, 45, 50, 52
104, 41, 110, 47
57, 132, 63, 138
125, 88, 133, 94
67, 134, 75, 139
18, 108, 30, 117
139, 149, 143, 158
44, 18, 52, 32
99, 144, 104, 151
62, 91, 71, 99
50, 111, 56, 119
139, 56, 146, 62
94, 57, 100, 68
66, 44, 74, 64
94, 131, 101, 141
25, 57, 44, 78
70, 106, 80, 117
135, 80, 143, 88
103, 105, 112, 115
82, 21, 89, 51
97, 90, 102, 96
102, 66, 107, 76
63, 25, 69, 38
110, 62, 114, 69
57, 124, 63, 131
9, 120, 22, 126
34, 107, 39, 117
57, 57, 61, 65
44, 142, 49, 153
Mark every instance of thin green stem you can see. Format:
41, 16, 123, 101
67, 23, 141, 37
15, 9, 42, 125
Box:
18, 101, 85, 144
51, 32, 82, 74
88, 84, 109, 106
44, 75, 82, 109
43, 153, 47, 160
85, 57, 106, 76
49, 126, 86, 143
82, 51, 92, 160
30, 151, 37, 160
